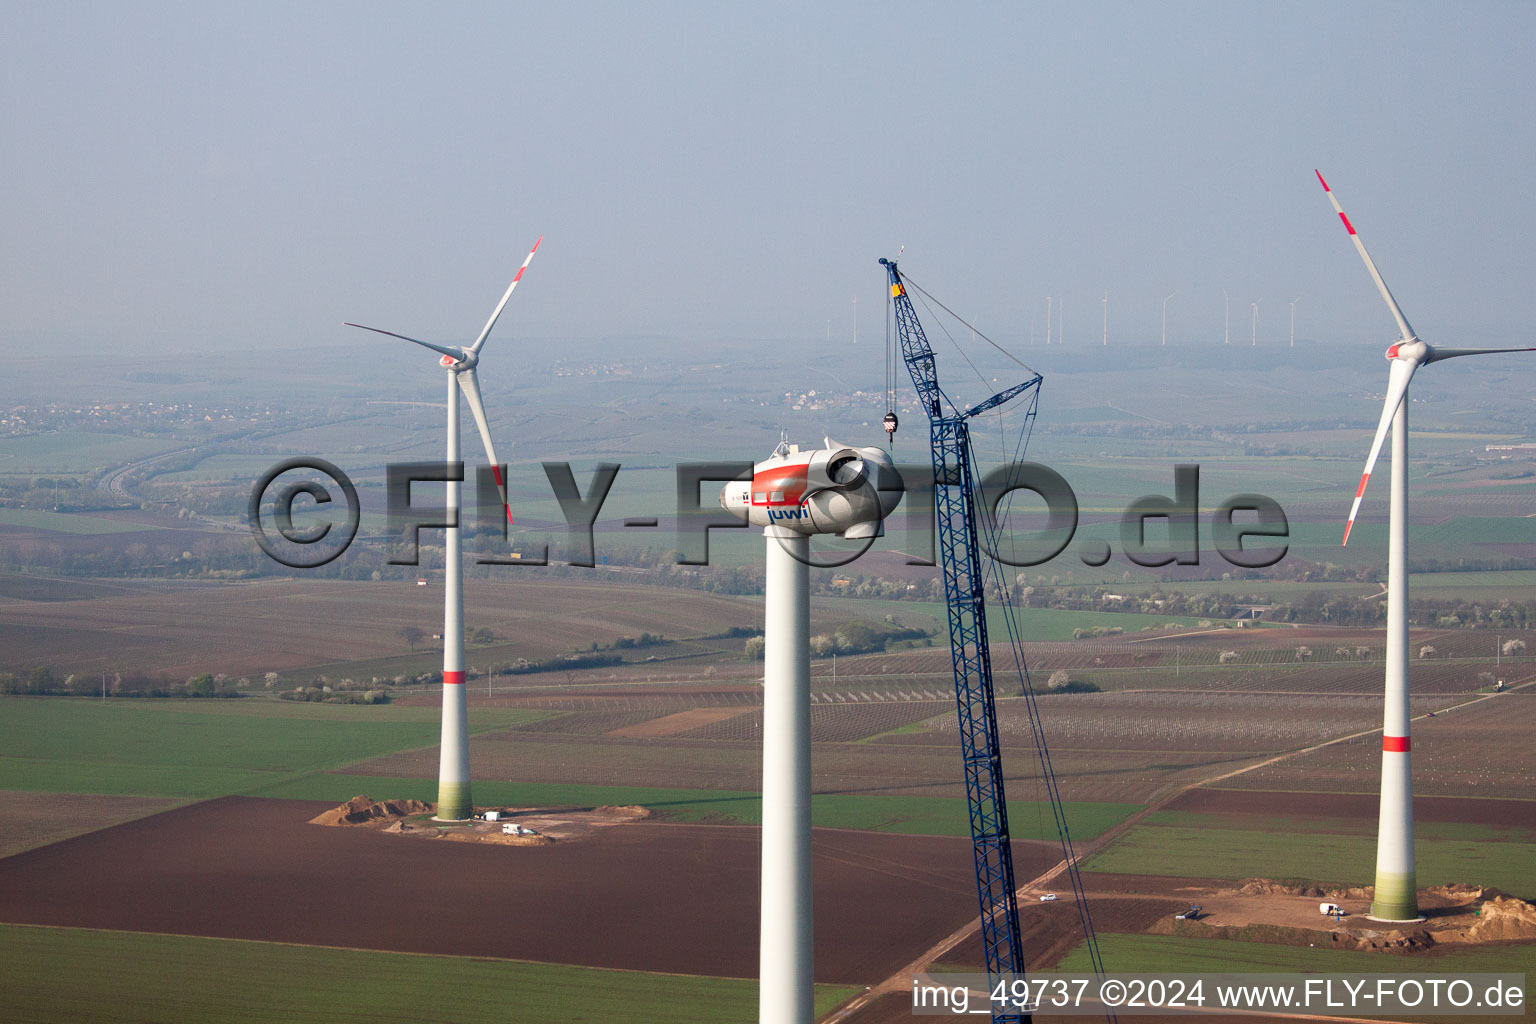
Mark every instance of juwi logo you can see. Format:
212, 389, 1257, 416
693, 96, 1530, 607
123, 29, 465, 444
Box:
766, 507, 810, 523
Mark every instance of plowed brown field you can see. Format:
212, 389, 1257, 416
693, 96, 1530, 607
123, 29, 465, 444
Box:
0, 796, 1032, 986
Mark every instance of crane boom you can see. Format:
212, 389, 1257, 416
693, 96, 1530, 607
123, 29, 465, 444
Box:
882, 257, 1039, 1021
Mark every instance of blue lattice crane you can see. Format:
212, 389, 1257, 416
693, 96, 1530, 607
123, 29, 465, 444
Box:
881, 256, 1038, 1021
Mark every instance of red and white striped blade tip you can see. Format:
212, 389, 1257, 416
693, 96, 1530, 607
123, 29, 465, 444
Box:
1343, 472, 1370, 546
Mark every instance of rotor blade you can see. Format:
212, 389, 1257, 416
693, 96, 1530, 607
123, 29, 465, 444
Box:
1425, 345, 1536, 364
1316, 170, 1416, 343
1343, 356, 1418, 546
343, 323, 464, 361
469, 236, 542, 355
457, 370, 513, 525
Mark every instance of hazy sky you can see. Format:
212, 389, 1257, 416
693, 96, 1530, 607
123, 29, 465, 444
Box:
5, 2, 1536, 358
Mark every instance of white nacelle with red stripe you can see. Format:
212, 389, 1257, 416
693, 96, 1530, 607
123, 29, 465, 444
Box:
720, 439, 902, 538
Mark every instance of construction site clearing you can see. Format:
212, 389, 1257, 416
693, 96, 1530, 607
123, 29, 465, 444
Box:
308, 795, 651, 845
1139, 878, 1536, 953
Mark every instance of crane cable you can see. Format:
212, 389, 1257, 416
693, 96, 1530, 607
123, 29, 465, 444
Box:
900, 272, 1038, 374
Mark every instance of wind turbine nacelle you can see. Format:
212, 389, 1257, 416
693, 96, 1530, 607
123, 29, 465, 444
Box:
719, 440, 902, 537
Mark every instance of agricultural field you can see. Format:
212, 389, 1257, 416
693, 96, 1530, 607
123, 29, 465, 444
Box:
0, 509, 156, 534
993, 691, 1461, 752
0, 576, 767, 678
0, 797, 979, 988
1077, 784, 1536, 924
1220, 689, 1536, 799
345, 691, 1265, 805
669, 699, 947, 742
1082, 821, 1536, 895
0, 697, 542, 802
0, 924, 859, 1024
0, 430, 177, 477
0, 791, 178, 859
0, 572, 194, 604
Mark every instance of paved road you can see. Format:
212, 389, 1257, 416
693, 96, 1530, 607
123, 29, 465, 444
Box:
95, 446, 197, 498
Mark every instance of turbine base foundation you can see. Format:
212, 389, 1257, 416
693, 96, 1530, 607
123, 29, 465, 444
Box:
1370, 871, 1421, 923
434, 781, 472, 822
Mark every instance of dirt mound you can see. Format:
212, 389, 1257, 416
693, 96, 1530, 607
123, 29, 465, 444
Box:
308, 796, 434, 826
1433, 894, 1536, 944
593, 805, 651, 820
1472, 896, 1536, 941
1236, 878, 1371, 902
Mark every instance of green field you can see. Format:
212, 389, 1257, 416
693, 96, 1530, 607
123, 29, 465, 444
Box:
1142, 809, 1536, 845
0, 697, 545, 799
253, 772, 1140, 839
1056, 932, 1535, 974
0, 697, 1140, 838
0, 431, 175, 475
0, 924, 858, 1024
1082, 824, 1536, 896
0, 508, 154, 534
150, 453, 302, 483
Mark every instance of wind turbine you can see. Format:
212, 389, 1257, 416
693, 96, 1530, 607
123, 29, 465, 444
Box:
1289, 297, 1301, 348
1161, 292, 1176, 346
1224, 290, 1230, 345
1102, 290, 1108, 346
721, 441, 901, 1024
1320, 169, 1534, 921
1250, 300, 1260, 347
345, 236, 541, 821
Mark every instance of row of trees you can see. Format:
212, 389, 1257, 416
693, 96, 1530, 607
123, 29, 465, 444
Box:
743, 619, 930, 661
0, 668, 243, 698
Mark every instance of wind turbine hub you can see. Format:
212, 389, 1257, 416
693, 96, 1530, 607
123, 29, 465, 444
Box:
1386, 339, 1426, 362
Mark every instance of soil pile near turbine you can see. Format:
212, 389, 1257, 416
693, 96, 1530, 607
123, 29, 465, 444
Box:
309, 795, 434, 826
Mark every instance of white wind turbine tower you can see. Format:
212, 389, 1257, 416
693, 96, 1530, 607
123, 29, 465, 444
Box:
1320, 169, 1534, 921
345, 237, 541, 821
1224, 290, 1231, 345
1161, 292, 1176, 346
1102, 290, 1108, 346
721, 442, 900, 1024
1290, 297, 1301, 348
1251, 300, 1260, 346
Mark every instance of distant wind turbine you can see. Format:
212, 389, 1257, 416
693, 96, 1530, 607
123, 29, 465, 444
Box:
1290, 297, 1300, 347
345, 236, 541, 821
1224, 290, 1230, 345
1250, 301, 1260, 346
1161, 292, 1176, 346
1102, 290, 1108, 346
